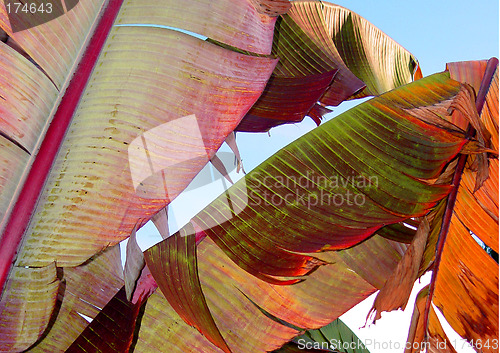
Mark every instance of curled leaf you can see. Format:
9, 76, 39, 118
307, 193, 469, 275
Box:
192, 72, 466, 285
434, 159, 458, 186
224, 132, 245, 174
65, 287, 144, 353
449, 84, 491, 143
405, 99, 465, 136
307, 103, 332, 126
210, 154, 234, 184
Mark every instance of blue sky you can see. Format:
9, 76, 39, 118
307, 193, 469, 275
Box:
134, 2, 498, 351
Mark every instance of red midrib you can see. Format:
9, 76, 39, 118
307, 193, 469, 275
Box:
0, 0, 124, 293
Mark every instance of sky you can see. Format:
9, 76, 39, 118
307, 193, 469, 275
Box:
132, 1, 499, 352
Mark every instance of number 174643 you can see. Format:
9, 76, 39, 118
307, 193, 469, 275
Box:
6, 2, 53, 14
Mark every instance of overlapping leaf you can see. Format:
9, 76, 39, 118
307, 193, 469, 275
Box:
3, 1, 419, 350
65, 287, 142, 353
129, 234, 405, 352
281, 0, 421, 100
255, 0, 422, 110
135, 72, 483, 352
317, 1, 421, 97
236, 71, 336, 132
138, 238, 300, 353
434, 61, 499, 350
0, 0, 279, 350
285, 0, 367, 105
0, 264, 59, 352
63, 207, 410, 352
201, 235, 404, 330
405, 286, 457, 353
14, 10, 277, 269
4, 1, 495, 353
0, 0, 106, 88
447, 61, 499, 252
236, 11, 343, 132
144, 230, 231, 353
0, 0, 104, 243
27, 246, 124, 352
290, 318, 370, 353
115, 0, 277, 55
399, 60, 499, 352
189, 72, 467, 284
0, 4, 108, 348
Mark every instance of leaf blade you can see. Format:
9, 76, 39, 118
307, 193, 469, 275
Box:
144, 231, 231, 353
0, 264, 59, 352
16, 26, 277, 268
